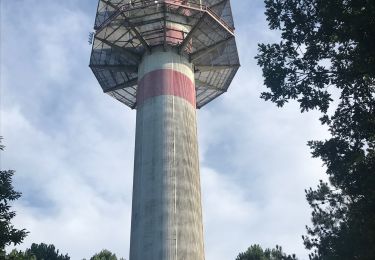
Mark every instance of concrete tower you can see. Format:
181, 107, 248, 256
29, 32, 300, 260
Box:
89, 1, 239, 260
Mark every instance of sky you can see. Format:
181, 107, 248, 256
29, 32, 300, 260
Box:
0, 1, 330, 259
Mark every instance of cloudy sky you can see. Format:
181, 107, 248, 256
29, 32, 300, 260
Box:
1, 1, 330, 259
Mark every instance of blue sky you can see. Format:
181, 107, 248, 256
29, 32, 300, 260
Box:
1, 1, 329, 259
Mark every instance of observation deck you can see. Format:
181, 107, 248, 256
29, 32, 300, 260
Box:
89, 0, 240, 108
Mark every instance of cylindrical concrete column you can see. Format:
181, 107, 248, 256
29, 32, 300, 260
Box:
130, 49, 205, 260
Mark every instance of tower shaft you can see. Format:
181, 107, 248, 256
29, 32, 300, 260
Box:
130, 50, 205, 260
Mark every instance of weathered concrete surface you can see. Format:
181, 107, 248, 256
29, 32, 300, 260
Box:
129, 50, 205, 260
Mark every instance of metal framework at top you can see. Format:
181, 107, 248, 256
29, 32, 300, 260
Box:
90, 0, 240, 109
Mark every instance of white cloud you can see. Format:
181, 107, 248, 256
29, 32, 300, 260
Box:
201, 167, 259, 260
2, 99, 133, 260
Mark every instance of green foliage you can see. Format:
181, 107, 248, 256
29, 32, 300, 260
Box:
256, 0, 375, 114
257, 0, 375, 259
4, 249, 36, 260
25, 243, 70, 260
2, 243, 69, 260
0, 138, 28, 251
90, 249, 119, 260
236, 244, 297, 260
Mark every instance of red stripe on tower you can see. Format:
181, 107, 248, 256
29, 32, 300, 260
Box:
137, 69, 196, 107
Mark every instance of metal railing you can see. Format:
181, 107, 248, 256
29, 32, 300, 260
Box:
95, 0, 234, 34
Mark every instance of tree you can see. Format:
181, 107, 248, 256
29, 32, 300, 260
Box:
24, 243, 70, 260
236, 244, 297, 260
0, 137, 28, 254
90, 249, 124, 260
5, 249, 35, 260
3, 243, 69, 260
256, 0, 375, 259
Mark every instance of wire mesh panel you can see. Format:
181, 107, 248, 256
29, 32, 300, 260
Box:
90, 0, 240, 108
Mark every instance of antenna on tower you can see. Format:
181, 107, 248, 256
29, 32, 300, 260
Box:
88, 31, 94, 45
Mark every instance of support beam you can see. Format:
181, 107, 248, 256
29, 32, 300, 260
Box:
190, 36, 234, 61
94, 0, 122, 31
96, 0, 152, 53
101, 0, 121, 11
104, 78, 138, 93
206, 7, 234, 35
96, 37, 141, 62
90, 64, 138, 73
197, 90, 225, 109
109, 91, 135, 107
122, 15, 151, 52
195, 79, 223, 91
195, 64, 239, 72
179, 13, 207, 53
